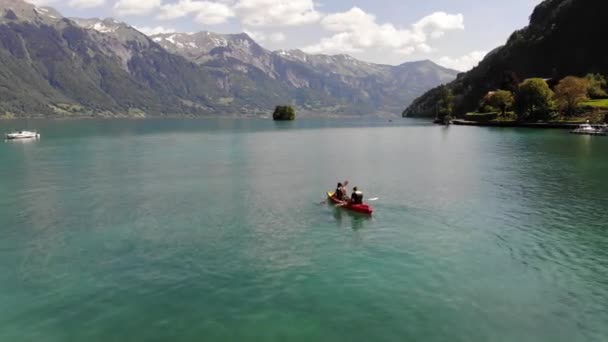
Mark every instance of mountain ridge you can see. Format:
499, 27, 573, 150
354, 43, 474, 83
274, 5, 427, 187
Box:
145, 27, 458, 115
0, 0, 459, 118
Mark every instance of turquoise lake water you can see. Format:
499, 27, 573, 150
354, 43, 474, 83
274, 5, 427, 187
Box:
1, 118, 607, 341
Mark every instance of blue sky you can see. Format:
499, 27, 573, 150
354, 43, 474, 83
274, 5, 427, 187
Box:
29, 0, 542, 70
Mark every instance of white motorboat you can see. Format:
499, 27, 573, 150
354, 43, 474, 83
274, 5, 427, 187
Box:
5, 130, 40, 140
570, 121, 608, 136
571, 121, 598, 134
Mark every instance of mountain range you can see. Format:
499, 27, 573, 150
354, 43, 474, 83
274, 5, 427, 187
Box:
0, 0, 458, 118
403, 0, 608, 118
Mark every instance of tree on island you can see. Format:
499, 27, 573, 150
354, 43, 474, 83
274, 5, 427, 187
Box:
273, 105, 296, 121
486, 90, 514, 116
514, 78, 554, 121
554, 76, 589, 117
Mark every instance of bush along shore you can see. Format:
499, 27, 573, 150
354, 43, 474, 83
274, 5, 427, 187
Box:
435, 74, 608, 128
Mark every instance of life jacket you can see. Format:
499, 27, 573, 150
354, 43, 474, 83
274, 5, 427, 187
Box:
352, 191, 363, 204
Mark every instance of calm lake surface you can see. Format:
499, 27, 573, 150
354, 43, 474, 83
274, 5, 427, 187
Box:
1, 118, 607, 341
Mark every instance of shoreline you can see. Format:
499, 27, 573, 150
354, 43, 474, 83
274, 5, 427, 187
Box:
0, 113, 402, 121
0, 115, 404, 122
450, 119, 581, 129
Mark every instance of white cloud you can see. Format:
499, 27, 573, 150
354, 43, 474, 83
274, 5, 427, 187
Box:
303, 7, 463, 56
157, 0, 202, 19
413, 12, 464, 38
156, 0, 318, 26
416, 43, 433, 53
269, 32, 286, 42
194, 2, 234, 24
396, 46, 415, 55
437, 50, 487, 71
234, 0, 320, 26
303, 32, 363, 54
69, 0, 105, 8
114, 0, 160, 16
320, 6, 375, 32
244, 30, 285, 42
135, 25, 176, 35
158, 0, 234, 25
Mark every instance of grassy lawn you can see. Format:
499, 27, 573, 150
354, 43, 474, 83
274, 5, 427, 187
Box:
552, 117, 589, 123
580, 99, 608, 108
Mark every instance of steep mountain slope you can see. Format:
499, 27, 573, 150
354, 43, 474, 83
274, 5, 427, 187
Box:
0, 0, 225, 117
404, 0, 608, 118
68, 18, 273, 114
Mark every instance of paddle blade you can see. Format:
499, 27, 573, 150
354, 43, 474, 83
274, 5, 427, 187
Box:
368, 197, 379, 201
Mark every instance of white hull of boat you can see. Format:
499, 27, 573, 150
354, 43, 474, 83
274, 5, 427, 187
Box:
5, 131, 40, 140
570, 123, 608, 136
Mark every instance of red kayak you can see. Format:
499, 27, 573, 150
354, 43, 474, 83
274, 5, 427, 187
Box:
327, 192, 374, 215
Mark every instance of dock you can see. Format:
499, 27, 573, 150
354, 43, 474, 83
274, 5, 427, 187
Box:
450, 120, 579, 129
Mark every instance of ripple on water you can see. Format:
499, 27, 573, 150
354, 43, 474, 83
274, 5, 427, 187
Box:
1, 119, 608, 341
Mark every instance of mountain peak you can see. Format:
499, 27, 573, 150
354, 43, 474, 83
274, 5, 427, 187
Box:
0, 0, 61, 24
274, 49, 307, 61
234, 32, 252, 40
399, 59, 433, 66
150, 30, 269, 59
70, 17, 129, 34
335, 54, 355, 60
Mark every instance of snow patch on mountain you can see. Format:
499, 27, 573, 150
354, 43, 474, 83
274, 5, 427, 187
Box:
166, 34, 177, 44
92, 22, 116, 33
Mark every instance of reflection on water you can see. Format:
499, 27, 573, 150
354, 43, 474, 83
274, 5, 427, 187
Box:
4, 138, 39, 145
330, 204, 372, 230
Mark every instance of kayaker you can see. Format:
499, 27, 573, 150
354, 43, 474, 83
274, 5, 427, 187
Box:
334, 181, 350, 201
350, 187, 363, 204
334, 182, 347, 201
334, 183, 343, 200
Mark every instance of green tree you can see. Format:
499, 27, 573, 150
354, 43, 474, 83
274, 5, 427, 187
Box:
436, 86, 454, 121
514, 78, 555, 121
585, 73, 607, 99
554, 76, 589, 117
487, 90, 514, 116
272, 105, 296, 121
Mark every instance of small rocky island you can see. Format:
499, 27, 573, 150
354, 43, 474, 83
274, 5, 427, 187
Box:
272, 105, 296, 121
